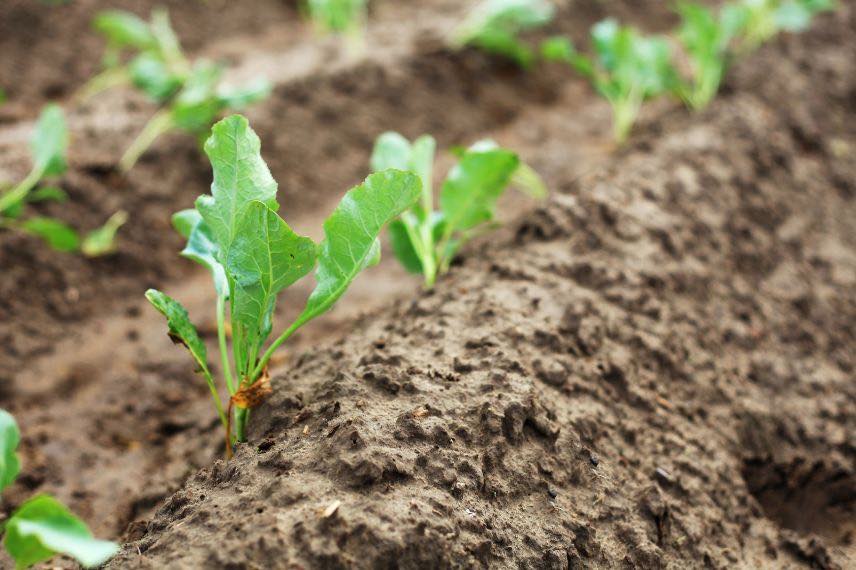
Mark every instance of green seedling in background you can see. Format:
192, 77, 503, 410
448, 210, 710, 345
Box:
728, 0, 836, 52
119, 61, 271, 172
147, 115, 419, 452
542, 19, 677, 142
305, 0, 368, 35
371, 132, 546, 288
0, 410, 118, 569
0, 105, 126, 255
451, 0, 555, 67
77, 8, 188, 104
78, 8, 270, 172
673, 2, 747, 110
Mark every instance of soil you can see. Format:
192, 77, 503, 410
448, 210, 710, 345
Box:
0, 0, 853, 569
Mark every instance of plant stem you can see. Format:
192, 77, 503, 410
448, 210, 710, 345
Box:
234, 408, 249, 443
119, 109, 174, 172
252, 319, 302, 381
200, 367, 228, 432
72, 67, 129, 105
216, 295, 236, 395
0, 167, 42, 215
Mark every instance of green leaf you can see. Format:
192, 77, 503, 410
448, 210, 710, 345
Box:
170, 61, 224, 133
307, 0, 367, 32
440, 149, 519, 235
388, 219, 423, 274
28, 186, 68, 203
129, 52, 182, 102
293, 170, 420, 327
455, 0, 555, 66
227, 201, 317, 354
0, 409, 21, 492
31, 105, 68, 177
21, 217, 80, 252
4, 495, 118, 569
81, 210, 128, 257
217, 79, 272, 110
93, 10, 156, 50
145, 289, 209, 374
196, 115, 279, 262
370, 132, 412, 172
180, 215, 229, 300
172, 208, 201, 239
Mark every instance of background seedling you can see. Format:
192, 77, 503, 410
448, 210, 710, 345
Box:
119, 61, 271, 171
0, 105, 126, 255
451, 0, 555, 67
542, 19, 677, 142
673, 2, 746, 110
371, 132, 546, 288
148, 115, 419, 451
0, 410, 118, 569
305, 0, 368, 35
77, 9, 188, 104
728, 0, 836, 52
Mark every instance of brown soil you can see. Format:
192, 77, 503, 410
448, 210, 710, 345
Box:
0, 0, 854, 569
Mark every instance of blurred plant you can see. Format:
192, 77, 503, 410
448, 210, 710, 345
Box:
452, 0, 555, 67
78, 9, 270, 172
305, 0, 367, 35
542, 19, 677, 142
371, 132, 546, 288
0, 410, 118, 569
0, 105, 126, 255
727, 0, 836, 52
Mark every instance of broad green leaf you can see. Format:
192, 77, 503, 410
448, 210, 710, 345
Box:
388, 219, 423, 274
145, 289, 208, 373
81, 210, 127, 257
0, 409, 20, 491
455, 0, 555, 66
541, 36, 595, 77
31, 105, 67, 177
293, 170, 420, 327
464, 139, 547, 199
227, 201, 317, 353
440, 149, 519, 235
172, 210, 228, 298
21, 217, 80, 252
196, 115, 279, 262
93, 10, 156, 50
4, 495, 118, 569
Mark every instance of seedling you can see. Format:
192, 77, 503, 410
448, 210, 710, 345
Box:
0, 105, 127, 255
119, 61, 271, 172
76, 9, 188, 104
727, 0, 836, 52
305, 0, 368, 35
542, 20, 677, 142
673, 2, 747, 110
451, 0, 555, 67
147, 115, 419, 452
371, 132, 546, 288
0, 409, 118, 569
78, 8, 270, 172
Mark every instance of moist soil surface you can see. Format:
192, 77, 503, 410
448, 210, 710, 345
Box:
0, 1, 854, 569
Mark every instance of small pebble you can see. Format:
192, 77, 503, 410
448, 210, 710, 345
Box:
589, 452, 600, 467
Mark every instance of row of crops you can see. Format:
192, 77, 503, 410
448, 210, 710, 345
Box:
0, 0, 836, 568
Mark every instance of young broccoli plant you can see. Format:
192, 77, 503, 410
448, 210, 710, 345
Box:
542, 20, 676, 142
0, 410, 118, 569
119, 61, 271, 172
728, 0, 836, 52
451, 0, 555, 67
0, 105, 127, 255
305, 0, 368, 36
77, 8, 188, 104
147, 115, 419, 452
370, 132, 546, 288
673, 2, 747, 110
